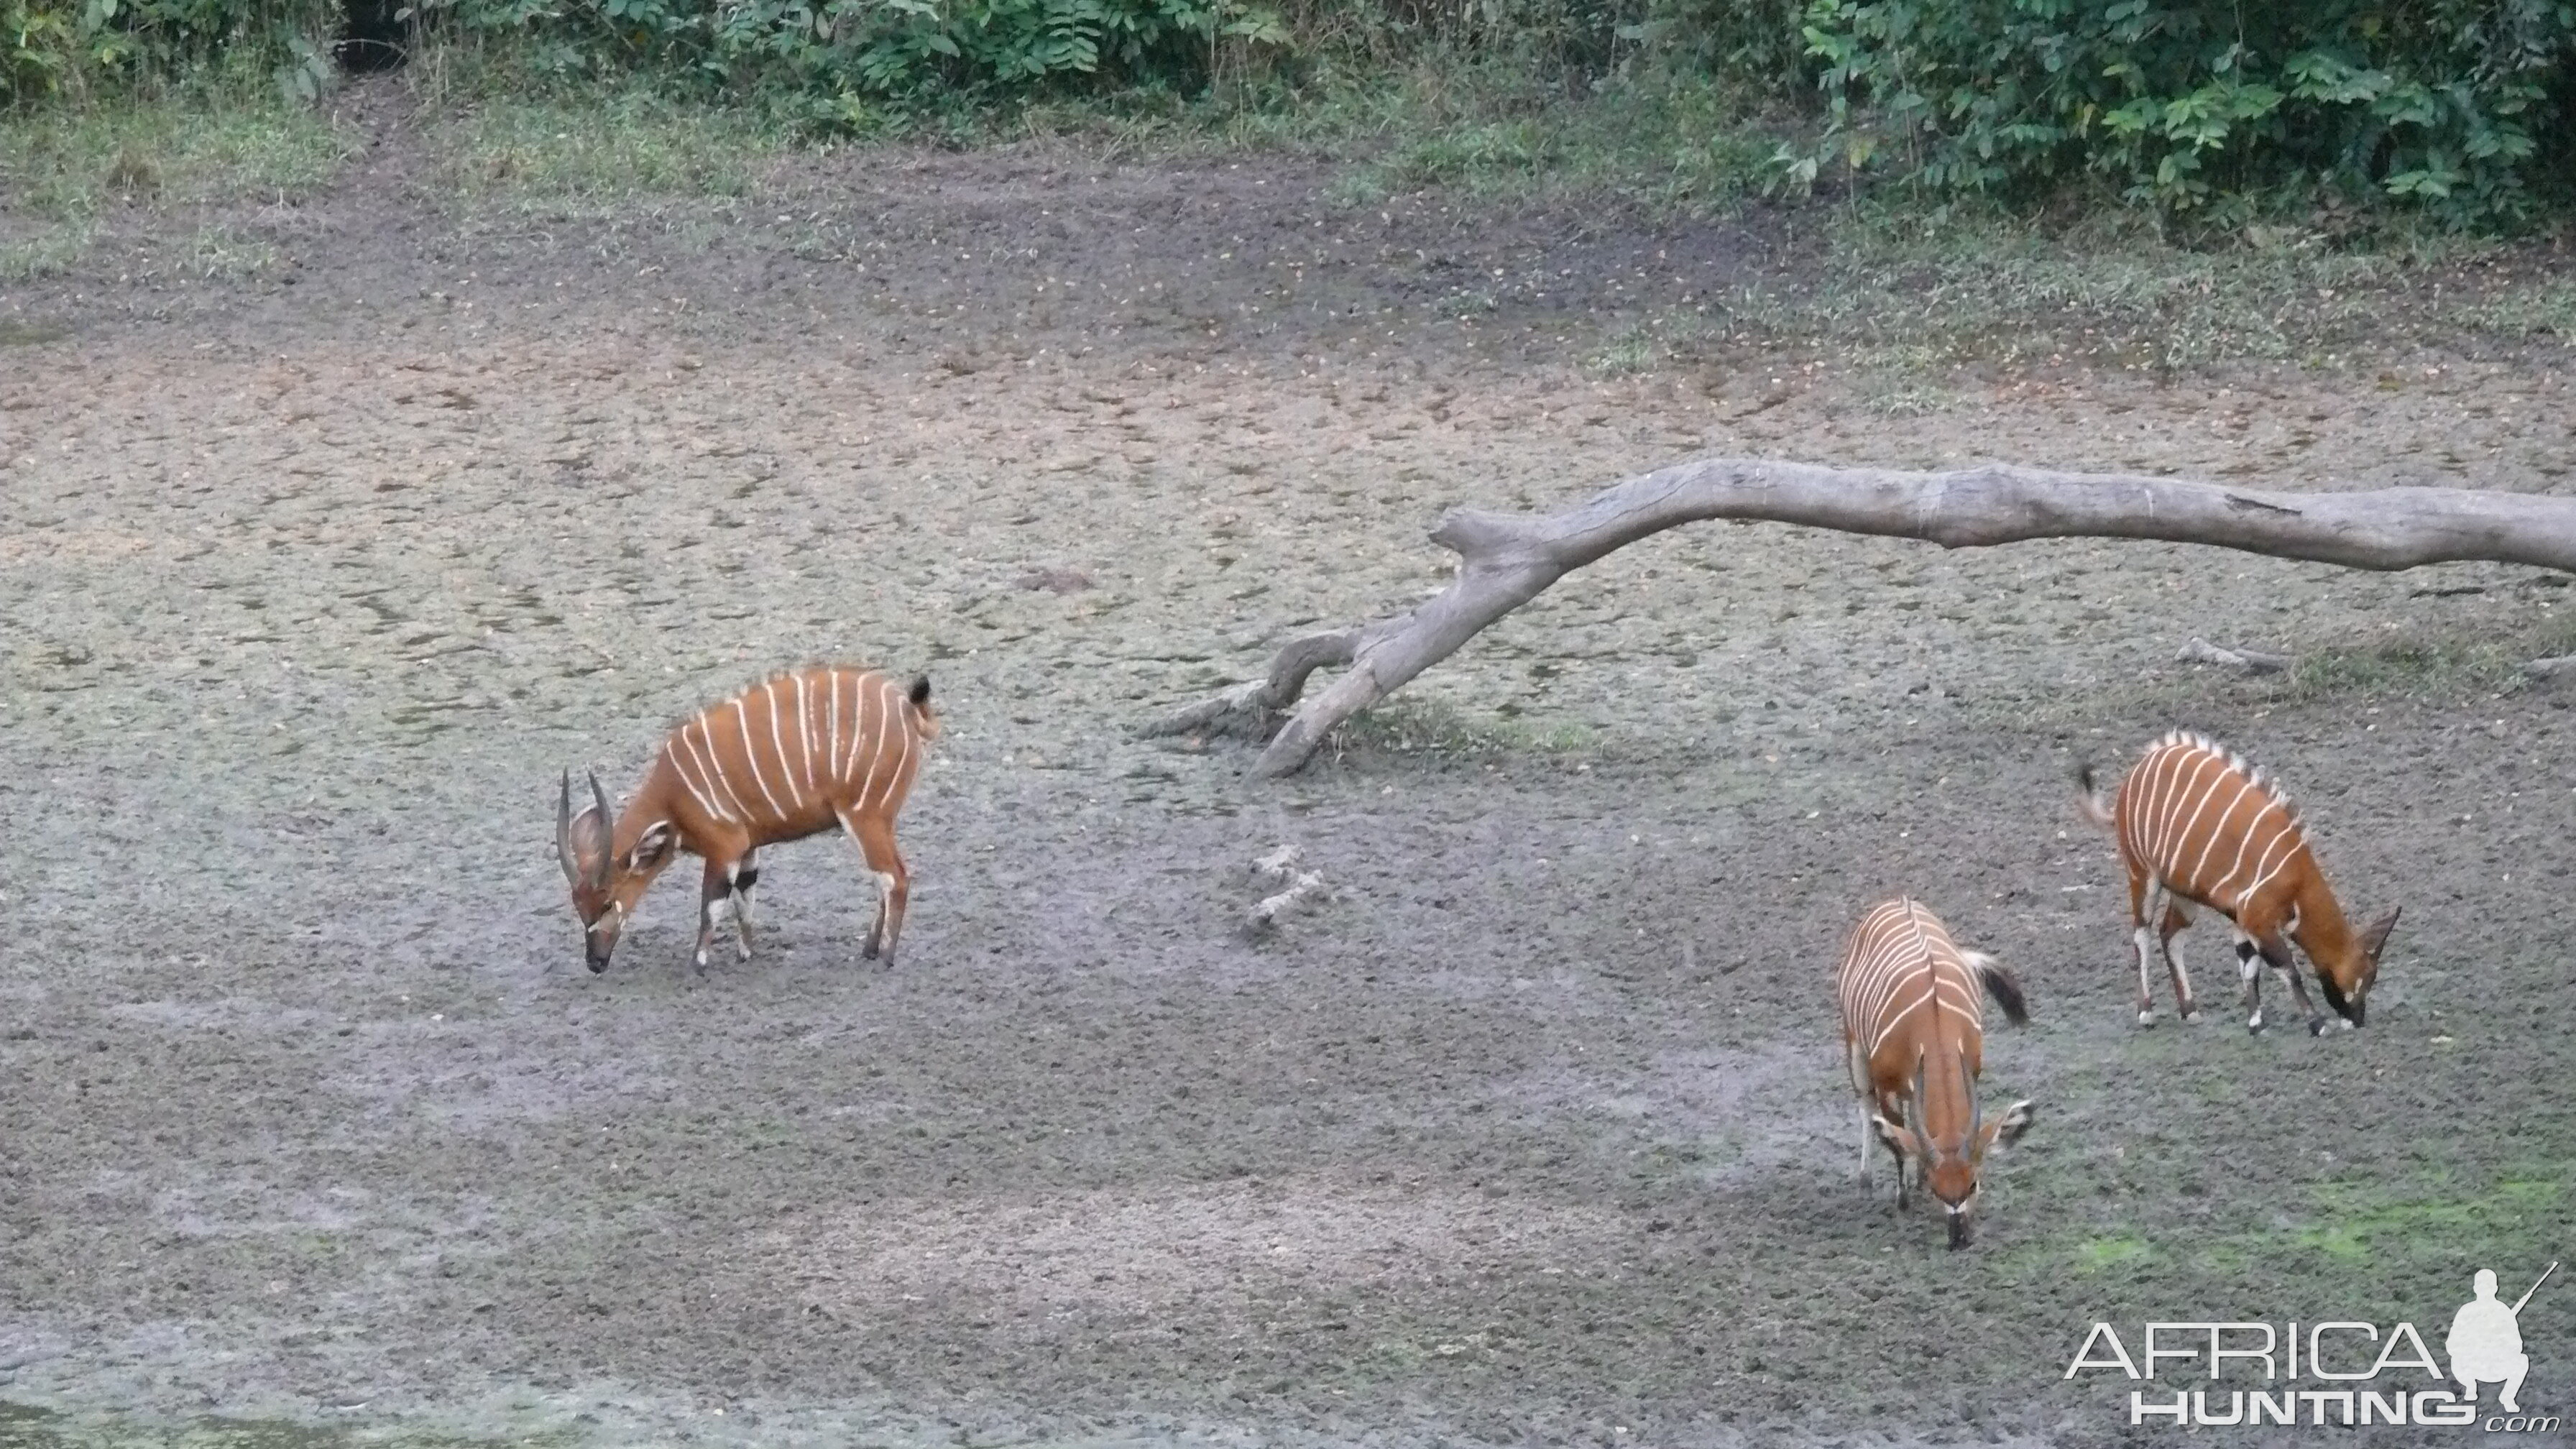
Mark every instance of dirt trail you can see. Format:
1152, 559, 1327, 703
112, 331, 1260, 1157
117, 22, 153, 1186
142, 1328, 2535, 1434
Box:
2, 82, 2573, 1448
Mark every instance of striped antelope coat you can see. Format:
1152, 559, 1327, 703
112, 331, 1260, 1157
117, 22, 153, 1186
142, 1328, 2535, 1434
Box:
556, 666, 941, 973
2076, 731, 2398, 1034
1836, 898, 2033, 1249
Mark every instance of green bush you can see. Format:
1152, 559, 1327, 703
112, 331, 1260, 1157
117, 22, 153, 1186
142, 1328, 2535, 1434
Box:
1, 0, 1292, 110
426, 0, 1293, 114
1788, 0, 2576, 227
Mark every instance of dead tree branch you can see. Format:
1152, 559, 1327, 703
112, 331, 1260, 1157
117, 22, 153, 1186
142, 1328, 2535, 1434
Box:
2178, 637, 2296, 673
1150, 456, 2576, 778
1245, 845, 1327, 937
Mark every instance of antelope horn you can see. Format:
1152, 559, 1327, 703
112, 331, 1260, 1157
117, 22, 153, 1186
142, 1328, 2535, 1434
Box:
1964, 1046, 1981, 1139
586, 770, 614, 891
1910, 1051, 1928, 1141
556, 769, 580, 886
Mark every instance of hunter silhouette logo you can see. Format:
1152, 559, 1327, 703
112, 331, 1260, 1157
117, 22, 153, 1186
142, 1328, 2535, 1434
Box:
2450, 1263, 2554, 1414
2066, 1260, 2561, 1431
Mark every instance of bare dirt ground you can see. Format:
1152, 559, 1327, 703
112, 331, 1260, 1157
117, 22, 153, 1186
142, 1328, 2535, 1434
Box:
4, 80, 2575, 1449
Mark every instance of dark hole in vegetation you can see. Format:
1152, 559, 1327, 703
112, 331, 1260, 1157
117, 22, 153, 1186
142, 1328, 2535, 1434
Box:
336, 0, 408, 72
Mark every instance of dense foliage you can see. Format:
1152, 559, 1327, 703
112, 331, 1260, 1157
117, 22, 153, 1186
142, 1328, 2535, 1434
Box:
1790, 0, 2576, 225
6, 0, 2572, 226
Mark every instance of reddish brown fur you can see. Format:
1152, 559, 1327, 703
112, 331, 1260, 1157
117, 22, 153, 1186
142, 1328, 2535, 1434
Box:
2077, 731, 2398, 1034
1835, 898, 2033, 1249
557, 666, 940, 973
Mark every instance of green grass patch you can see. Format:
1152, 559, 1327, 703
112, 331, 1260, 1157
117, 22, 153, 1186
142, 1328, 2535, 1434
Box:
2073, 1231, 2156, 1272
0, 91, 350, 223
0, 86, 347, 277
2447, 277, 2576, 342
0, 221, 94, 280
431, 88, 794, 205
2273, 615, 2576, 703
1005, 58, 1780, 216
2289, 1172, 2565, 1279
1689, 203, 2539, 374
1328, 694, 1597, 760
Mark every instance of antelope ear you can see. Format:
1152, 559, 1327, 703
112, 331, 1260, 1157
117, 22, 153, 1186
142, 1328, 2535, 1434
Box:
1870, 1113, 1921, 1160
628, 821, 676, 871
2362, 906, 2401, 959
1984, 1099, 2035, 1152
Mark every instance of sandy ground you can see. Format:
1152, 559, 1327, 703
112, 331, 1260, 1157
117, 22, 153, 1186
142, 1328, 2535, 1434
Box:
3, 81, 2575, 1449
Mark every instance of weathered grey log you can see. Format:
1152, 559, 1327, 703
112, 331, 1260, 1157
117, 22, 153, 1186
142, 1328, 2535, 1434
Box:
2178, 637, 2296, 673
1246, 844, 1327, 936
1149, 457, 2576, 778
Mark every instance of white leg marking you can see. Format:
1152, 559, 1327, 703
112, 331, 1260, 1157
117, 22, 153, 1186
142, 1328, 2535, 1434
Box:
2133, 919, 2158, 1026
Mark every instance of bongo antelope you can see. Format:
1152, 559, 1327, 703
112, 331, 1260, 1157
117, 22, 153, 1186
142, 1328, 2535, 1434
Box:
1836, 898, 2034, 1250
555, 666, 940, 973
2076, 730, 2398, 1035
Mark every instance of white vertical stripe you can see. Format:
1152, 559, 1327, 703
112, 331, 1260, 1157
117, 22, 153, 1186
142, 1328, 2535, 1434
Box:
827, 668, 845, 796
732, 699, 789, 819
794, 672, 818, 801
663, 741, 729, 825
763, 681, 805, 811
684, 718, 750, 823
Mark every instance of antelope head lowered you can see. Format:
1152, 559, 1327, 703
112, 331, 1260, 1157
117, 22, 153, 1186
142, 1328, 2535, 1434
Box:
556, 769, 678, 973
1868, 1046, 2034, 1249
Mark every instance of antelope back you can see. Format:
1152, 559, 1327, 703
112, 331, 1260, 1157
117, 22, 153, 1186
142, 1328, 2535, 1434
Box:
2112, 731, 2313, 919
656, 666, 935, 838
1837, 897, 1988, 1092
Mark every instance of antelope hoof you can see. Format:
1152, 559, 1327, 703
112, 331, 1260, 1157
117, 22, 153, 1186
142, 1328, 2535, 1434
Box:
735, 940, 752, 963
2180, 1007, 2202, 1025
2136, 1009, 2158, 1028
2309, 1017, 2329, 1037
2248, 1014, 2266, 1036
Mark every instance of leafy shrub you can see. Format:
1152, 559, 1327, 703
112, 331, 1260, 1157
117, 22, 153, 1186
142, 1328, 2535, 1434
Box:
414, 0, 1292, 116
2, 0, 1289, 109
1786, 0, 2576, 227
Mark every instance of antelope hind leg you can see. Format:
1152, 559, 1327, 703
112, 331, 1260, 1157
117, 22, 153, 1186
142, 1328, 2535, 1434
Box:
840, 811, 911, 967
2158, 893, 2200, 1023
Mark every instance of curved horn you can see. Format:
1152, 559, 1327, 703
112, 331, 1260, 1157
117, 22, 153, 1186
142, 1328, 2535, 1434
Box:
1910, 1050, 1928, 1142
1964, 1046, 1982, 1141
556, 770, 580, 885
586, 770, 614, 891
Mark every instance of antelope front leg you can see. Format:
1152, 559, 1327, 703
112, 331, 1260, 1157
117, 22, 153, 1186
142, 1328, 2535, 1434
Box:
692, 859, 732, 972
728, 850, 760, 962
2233, 926, 2266, 1033
2260, 934, 2327, 1035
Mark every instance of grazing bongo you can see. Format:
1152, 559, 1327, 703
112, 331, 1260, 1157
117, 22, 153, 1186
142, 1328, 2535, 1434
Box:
2076, 730, 2398, 1035
1836, 898, 2035, 1250
556, 666, 940, 973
